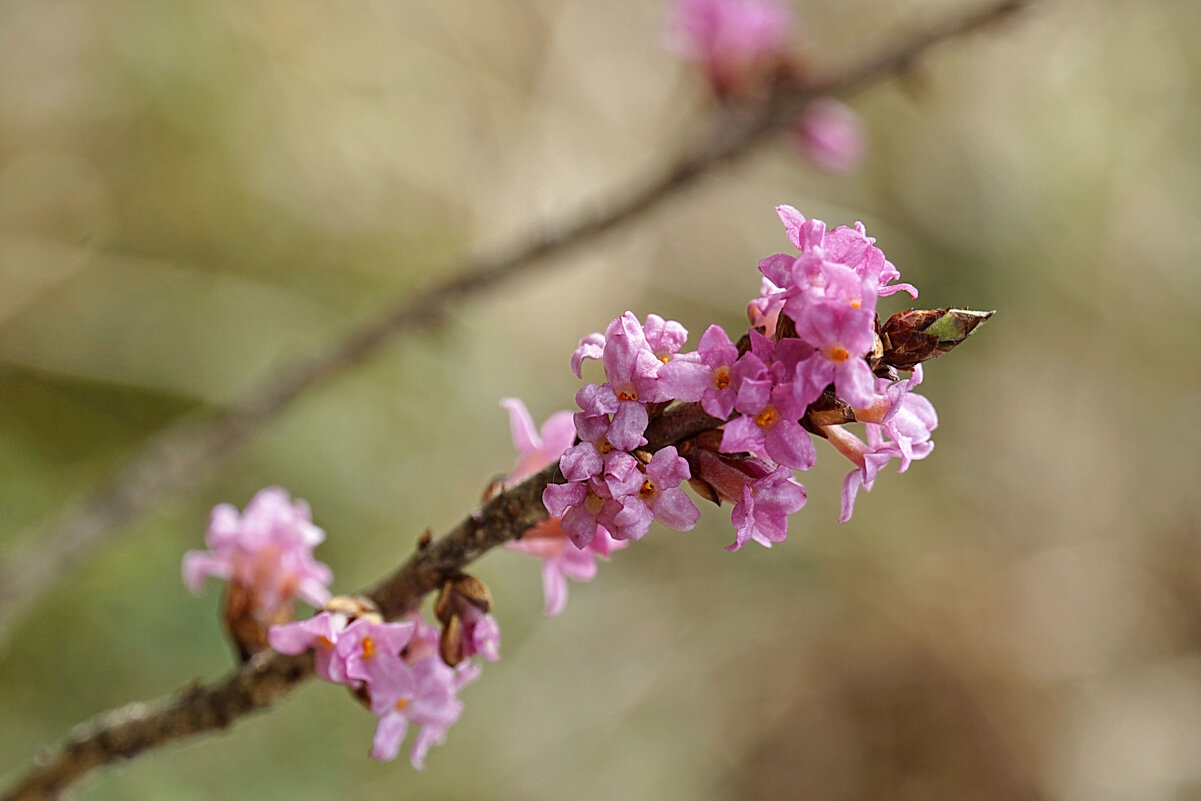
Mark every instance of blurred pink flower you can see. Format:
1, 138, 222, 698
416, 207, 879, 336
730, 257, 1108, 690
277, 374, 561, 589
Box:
795, 98, 867, 173
182, 487, 332, 617
670, 0, 793, 96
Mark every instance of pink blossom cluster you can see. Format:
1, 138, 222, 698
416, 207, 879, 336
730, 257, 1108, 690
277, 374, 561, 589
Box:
184, 490, 496, 769
269, 609, 481, 769
542, 312, 703, 547
501, 398, 626, 617
669, 0, 868, 172
545, 205, 938, 551
182, 487, 333, 618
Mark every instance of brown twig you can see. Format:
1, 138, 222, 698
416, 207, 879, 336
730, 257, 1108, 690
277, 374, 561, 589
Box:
0, 0, 1032, 645
1, 3, 1032, 798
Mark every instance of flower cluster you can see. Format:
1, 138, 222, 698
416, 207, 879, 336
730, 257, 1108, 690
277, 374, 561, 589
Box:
500, 398, 626, 617
183, 204, 982, 772
269, 604, 480, 769
545, 205, 938, 551
182, 488, 332, 655
543, 313, 702, 547
184, 490, 496, 769
183, 487, 332, 615
669, 0, 868, 172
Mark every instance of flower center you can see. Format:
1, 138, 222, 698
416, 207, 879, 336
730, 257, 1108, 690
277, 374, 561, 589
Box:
713, 366, 731, 391
826, 346, 850, 363
638, 479, 657, 501
361, 636, 375, 659
584, 490, 607, 514
615, 383, 639, 402
395, 698, 409, 711
754, 406, 779, 430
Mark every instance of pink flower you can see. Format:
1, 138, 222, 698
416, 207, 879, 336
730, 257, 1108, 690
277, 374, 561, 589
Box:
338, 618, 418, 686
502, 398, 627, 616
268, 610, 352, 683
369, 615, 480, 769
767, 205, 916, 300
721, 381, 816, 470
823, 370, 937, 522
795, 99, 867, 173
499, 398, 575, 485
657, 324, 742, 419
182, 487, 332, 617
670, 0, 792, 97
542, 479, 609, 548
728, 466, 808, 551
609, 447, 700, 540
508, 521, 625, 617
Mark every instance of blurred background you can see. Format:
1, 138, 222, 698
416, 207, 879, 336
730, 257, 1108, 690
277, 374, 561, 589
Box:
2, 0, 1200, 799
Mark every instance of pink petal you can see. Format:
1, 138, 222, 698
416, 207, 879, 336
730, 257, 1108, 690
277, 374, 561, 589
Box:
500, 397, 540, 455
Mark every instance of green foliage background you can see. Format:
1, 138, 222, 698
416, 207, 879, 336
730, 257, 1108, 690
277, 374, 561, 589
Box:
2, 1, 1200, 799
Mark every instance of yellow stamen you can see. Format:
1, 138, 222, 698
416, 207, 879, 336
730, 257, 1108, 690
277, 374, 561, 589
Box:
616, 389, 638, 402
639, 479, 656, 500
754, 406, 779, 430
361, 636, 375, 659
395, 698, 409, 711
713, 367, 730, 391
827, 346, 850, 363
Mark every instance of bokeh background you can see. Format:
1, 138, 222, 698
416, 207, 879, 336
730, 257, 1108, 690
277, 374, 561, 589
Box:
2, 0, 1200, 799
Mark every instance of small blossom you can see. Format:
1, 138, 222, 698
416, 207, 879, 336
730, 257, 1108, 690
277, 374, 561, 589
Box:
658, 324, 741, 419
722, 383, 816, 470
823, 369, 936, 522
642, 313, 690, 363
369, 615, 480, 769
182, 487, 333, 618
268, 610, 352, 683
670, 0, 792, 97
502, 398, 627, 616
795, 98, 867, 173
633, 447, 701, 533
508, 521, 626, 617
728, 466, 808, 551
338, 617, 418, 686
500, 398, 575, 485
